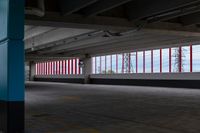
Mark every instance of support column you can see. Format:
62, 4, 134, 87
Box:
0, 0, 25, 133
29, 61, 36, 81
82, 55, 92, 84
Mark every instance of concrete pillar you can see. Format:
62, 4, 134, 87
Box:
29, 61, 36, 81
82, 55, 92, 84
0, 0, 24, 133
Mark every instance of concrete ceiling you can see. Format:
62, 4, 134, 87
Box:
24, 0, 200, 60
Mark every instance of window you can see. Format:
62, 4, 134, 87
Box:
106, 55, 112, 74
117, 54, 123, 73
153, 49, 160, 73
130, 52, 136, 73
162, 48, 169, 73
171, 47, 179, 73
36, 43, 200, 76
112, 55, 117, 73
101, 56, 106, 74
137, 51, 144, 73
193, 45, 200, 72
145, 50, 151, 73
92, 57, 96, 74
182, 46, 190, 72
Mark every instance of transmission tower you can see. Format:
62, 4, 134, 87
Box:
123, 53, 135, 73
172, 47, 186, 72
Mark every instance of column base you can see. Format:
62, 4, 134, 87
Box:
0, 101, 24, 133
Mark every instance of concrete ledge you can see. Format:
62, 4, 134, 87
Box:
34, 75, 84, 84
35, 75, 84, 79
34, 73, 200, 88
90, 78, 200, 89
90, 73, 200, 80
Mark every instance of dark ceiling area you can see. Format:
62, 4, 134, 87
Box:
25, 0, 200, 27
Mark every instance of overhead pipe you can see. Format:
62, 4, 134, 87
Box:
25, 0, 45, 17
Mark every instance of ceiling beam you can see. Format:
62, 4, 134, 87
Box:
25, 26, 56, 40
25, 27, 94, 49
81, 0, 132, 16
126, 0, 200, 21
180, 12, 200, 26
25, 12, 137, 31
64, 36, 200, 57
147, 4, 200, 23
25, 11, 200, 31
59, 0, 98, 15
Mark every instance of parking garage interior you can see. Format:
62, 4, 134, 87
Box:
1, 0, 200, 133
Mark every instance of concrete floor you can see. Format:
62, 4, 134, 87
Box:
25, 82, 200, 133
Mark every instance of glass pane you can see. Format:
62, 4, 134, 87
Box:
54, 62, 56, 75
96, 57, 100, 74
117, 54, 123, 73
60, 61, 62, 74
66, 58, 69, 74
138, 51, 144, 73
182, 46, 190, 72
145, 50, 151, 73
36, 63, 38, 75
162, 48, 169, 73
76, 59, 79, 74
106, 55, 111, 74
153, 49, 160, 73
193, 45, 200, 72
101, 56, 106, 74
130, 52, 136, 73
92, 57, 96, 74
112, 55, 117, 74
171, 47, 179, 72
123, 53, 130, 73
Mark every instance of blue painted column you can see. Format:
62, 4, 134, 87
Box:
0, 0, 25, 133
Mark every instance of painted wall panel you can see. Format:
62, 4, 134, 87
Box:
0, 40, 24, 101
0, 0, 24, 40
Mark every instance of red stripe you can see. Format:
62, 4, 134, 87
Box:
57, 61, 59, 75
50, 62, 52, 75
52, 62, 53, 75
46, 62, 47, 75
60, 61, 62, 75
190, 45, 193, 72
38, 63, 39, 75
64, 60, 66, 74
75, 59, 77, 74
122, 54, 124, 73
116, 55, 118, 73
110, 55, 112, 72
105, 56, 107, 73
51, 61, 53, 75
68, 60, 71, 74
136, 52, 138, 73
95, 57, 96, 74
179, 46, 182, 73
41, 63, 43, 75
169, 48, 172, 73
47, 62, 49, 75
41, 63, 42, 75
44, 62, 46, 75
128, 53, 131, 73
40, 63, 41, 75
151, 50, 153, 73
36, 63, 37, 75
100, 56, 102, 73
143, 51, 145, 73
78, 59, 81, 74
160, 49, 162, 73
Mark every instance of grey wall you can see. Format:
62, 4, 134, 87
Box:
34, 73, 200, 89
